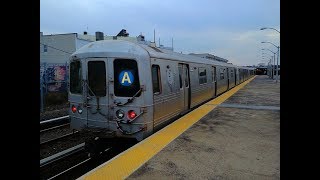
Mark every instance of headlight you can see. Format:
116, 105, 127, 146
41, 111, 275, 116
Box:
116, 109, 125, 119
77, 106, 83, 114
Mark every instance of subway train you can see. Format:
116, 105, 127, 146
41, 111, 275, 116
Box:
68, 40, 255, 141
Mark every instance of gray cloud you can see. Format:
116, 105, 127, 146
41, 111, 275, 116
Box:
41, 0, 280, 65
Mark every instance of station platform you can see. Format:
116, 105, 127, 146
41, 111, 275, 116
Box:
80, 75, 280, 179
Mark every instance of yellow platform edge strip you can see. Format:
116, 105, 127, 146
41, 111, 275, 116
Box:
81, 76, 256, 180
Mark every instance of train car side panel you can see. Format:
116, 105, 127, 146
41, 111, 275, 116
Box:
189, 63, 213, 108
216, 66, 228, 95
229, 67, 236, 89
152, 58, 184, 129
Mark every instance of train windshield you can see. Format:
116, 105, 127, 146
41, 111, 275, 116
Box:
70, 60, 82, 94
88, 61, 106, 97
114, 59, 141, 97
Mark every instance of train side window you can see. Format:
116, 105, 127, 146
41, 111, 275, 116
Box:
184, 66, 189, 87
88, 61, 106, 96
114, 59, 141, 97
199, 67, 207, 84
44, 45, 48, 52
70, 60, 82, 94
178, 64, 183, 88
152, 65, 161, 94
230, 69, 234, 78
212, 67, 214, 82
220, 69, 225, 80
212, 66, 216, 82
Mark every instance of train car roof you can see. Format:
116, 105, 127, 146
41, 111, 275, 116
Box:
71, 40, 252, 70
71, 40, 149, 59
139, 43, 238, 68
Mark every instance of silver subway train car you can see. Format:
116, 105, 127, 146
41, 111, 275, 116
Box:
68, 40, 255, 141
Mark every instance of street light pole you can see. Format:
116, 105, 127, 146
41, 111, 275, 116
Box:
261, 41, 280, 82
273, 55, 275, 79
261, 48, 276, 79
260, 27, 280, 33
269, 55, 274, 79
265, 57, 272, 78
268, 59, 272, 78
260, 27, 280, 82
262, 52, 273, 76
262, 55, 270, 78
276, 46, 280, 82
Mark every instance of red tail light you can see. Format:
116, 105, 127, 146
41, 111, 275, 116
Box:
71, 105, 77, 113
128, 110, 137, 119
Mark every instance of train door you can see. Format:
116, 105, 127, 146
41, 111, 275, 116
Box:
238, 69, 240, 83
179, 63, 190, 112
227, 68, 229, 90
234, 68, 237, 86
83, 58, 109, 128
243, 70, 245, 81
212, 66, 217, 97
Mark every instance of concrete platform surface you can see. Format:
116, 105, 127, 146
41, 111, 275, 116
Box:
128, 75, 280, 180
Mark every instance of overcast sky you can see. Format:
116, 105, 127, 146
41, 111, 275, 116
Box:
40, 0, 279, 66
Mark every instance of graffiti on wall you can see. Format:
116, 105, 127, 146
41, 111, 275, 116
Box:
47, 65, 67, 92
41, 63, 68, 92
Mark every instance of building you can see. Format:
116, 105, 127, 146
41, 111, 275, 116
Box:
40, 32, 93, 64
189, 53, 228, 63
77, 33, 139, 43
40, 30, 149, 64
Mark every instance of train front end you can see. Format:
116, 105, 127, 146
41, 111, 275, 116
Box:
68, 40, 153, 141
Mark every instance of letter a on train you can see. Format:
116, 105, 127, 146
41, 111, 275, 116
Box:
119, 70, 134, 86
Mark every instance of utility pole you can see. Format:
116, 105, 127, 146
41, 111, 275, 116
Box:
172, 37, 173, 50
276, 46, 280, 83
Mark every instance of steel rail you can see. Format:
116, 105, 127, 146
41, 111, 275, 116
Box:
40, 130, 79, 145
40, 143, 85, 168
40, 115, 70, 125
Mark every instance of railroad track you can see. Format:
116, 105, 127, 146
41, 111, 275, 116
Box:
40, 122, 70, 133
40, 143, 86, 168
40, 116, 138, 179
45, 146, 114, 180
40, 129, 79, 146
40, 143, 90, 179
40, 116, 70, 132
41, 142, 112, 180
40, 138, 137, 179
40, 115, 80, 146
47, 157, 92, 180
